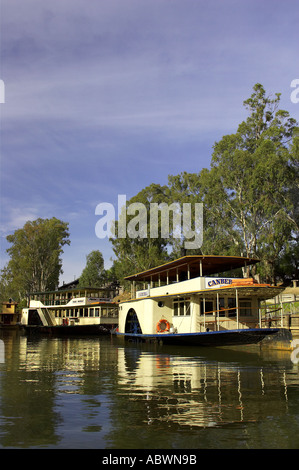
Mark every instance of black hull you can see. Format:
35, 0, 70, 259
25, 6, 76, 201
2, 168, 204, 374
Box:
115, 328, 280, 347
22, 324, 115, 336
0, 325, 20, 330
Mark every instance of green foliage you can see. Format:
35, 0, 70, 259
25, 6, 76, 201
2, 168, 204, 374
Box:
0, 218, 70, 302
110, 183, 170, 283
166, 172, 203, 257
79, 250, 106, 287
205, 83, 298, 281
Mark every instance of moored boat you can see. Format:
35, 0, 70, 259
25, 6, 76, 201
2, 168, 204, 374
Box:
21, 286, 118, 335
115, 255, 289, 347
0, 299, 21, 329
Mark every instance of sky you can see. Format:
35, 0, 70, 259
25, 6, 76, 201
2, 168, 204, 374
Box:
0, 0, 298, 285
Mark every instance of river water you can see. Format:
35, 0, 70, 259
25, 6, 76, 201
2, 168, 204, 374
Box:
1, 329, 299, 450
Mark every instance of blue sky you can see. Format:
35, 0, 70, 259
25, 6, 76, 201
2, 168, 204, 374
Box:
0, 0, 298, 284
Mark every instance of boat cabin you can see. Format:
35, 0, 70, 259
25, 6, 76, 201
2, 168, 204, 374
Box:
0, 300, 20, 327
118, 255, 284, 336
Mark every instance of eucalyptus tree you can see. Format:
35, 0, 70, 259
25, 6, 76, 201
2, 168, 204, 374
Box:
3, 217, 70, 299
166, 171, 203, 257
203, 83, 298, 281
79, 250, 106, 287
110, 183, 170, 282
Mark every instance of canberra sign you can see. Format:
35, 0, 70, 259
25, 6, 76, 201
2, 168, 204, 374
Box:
205, 278, 233, 288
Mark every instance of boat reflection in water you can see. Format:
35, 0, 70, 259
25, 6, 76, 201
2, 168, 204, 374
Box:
116, 342, 294, 431
1, 331, 298, 448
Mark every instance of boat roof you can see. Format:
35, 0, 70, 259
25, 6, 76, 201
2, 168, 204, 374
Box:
28, 286, 109, 295
124, 255, 260, 282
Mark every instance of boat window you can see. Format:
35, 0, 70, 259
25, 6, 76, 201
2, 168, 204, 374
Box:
200, 301, 214, 315
240, 301, 252, 316
102, 308, 107, 317
228, 298, 236, 317
84, 308, 88, 317
219, 298, 225, 317
173, 298, 190, 316
74, 308, 78, 317
110, 307, 118, 317
90, 308, 94, 317
95, 308, 99, 317
79, 308, 83, 317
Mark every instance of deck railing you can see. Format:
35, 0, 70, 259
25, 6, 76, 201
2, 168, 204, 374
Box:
196, 305, 259, 332
197, 301, 299, 332
260, 300, 299, 332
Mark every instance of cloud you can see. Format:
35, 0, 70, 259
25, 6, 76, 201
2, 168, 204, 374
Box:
3, 0, 297, 140
0, 200, 57, 236
0, 2, 261, 124
1, 0, 299, 279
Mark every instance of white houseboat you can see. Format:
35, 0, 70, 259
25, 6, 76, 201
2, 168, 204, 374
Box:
115, 255, 287, 347
21, 286, 118, 335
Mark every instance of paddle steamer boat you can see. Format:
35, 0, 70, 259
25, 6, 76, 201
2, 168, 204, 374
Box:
21, 286, 118, 335
115, 255, 286, 347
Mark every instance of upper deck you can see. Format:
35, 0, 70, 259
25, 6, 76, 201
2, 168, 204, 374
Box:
124, 255, 260, 283
124, 255, 282, 301
27, 286, 114, 307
